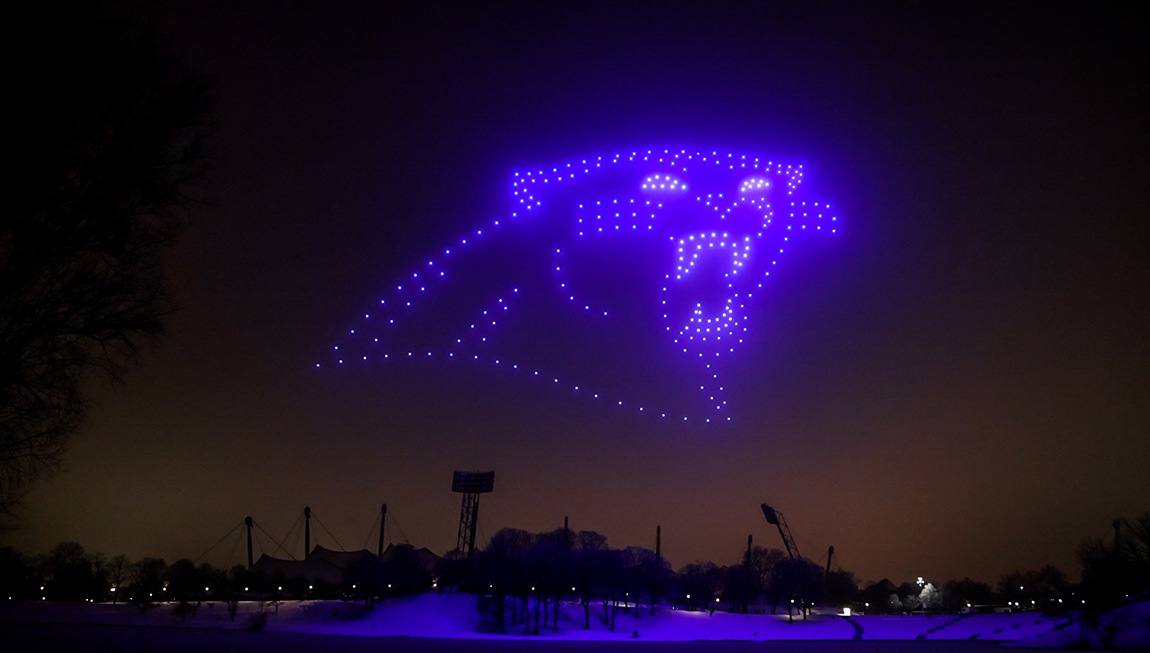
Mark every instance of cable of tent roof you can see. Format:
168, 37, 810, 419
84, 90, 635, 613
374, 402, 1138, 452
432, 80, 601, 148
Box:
388, 511, 410, 544
362, 510, 382, 551
311, 510, 347, 551
191, 518, 245, 564
224, 522, 243, 568
281, 512, 305, 559
252, 526, 266, 559
254, 519, 300, 560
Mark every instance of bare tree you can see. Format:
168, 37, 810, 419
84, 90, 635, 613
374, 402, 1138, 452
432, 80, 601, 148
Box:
108, 554, 131, 604
747, 546, 785, 598
768, 557, 822, 622
1078, 513, 1150, 613
574, 530, 607, 628
1, 5, 211, 522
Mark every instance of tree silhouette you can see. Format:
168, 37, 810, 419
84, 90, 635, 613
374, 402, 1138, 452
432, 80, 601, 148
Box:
108, 554, 131, 604
129, 557, 168, 610
1078, 513, 1150, 611
0, 546, 37, 599
823, 569, 859, 608
1, 5, 211, 522
41, 541, 100, 601
678, 561, 724, 612
480, 527, 533, 629
768, 557, 823, 622
746, 545, 785, 598
573, 530, 608, 628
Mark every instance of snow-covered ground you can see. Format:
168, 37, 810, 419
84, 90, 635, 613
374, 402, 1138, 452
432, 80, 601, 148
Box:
2, 594, 1147, 649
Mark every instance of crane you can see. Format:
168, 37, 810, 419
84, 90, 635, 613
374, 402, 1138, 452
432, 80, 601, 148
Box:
760, 503, 800, 559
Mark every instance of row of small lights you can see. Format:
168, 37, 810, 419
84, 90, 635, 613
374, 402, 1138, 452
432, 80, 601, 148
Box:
21, 590, 1101, 608
510, 149, 807, 218
337, 290, 701, 422
576, 198, 660, 236
552, 249, 611, 316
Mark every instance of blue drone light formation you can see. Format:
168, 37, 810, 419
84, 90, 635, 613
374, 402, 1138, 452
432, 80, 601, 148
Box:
321, 148, 838, 424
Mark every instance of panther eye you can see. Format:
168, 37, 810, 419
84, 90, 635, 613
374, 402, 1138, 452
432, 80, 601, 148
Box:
739, 176, 771, 198
641, 173, 688, 192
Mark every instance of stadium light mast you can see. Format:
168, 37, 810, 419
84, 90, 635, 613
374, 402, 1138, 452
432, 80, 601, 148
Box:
761, 503, 800, 559
452, 471, 495, 566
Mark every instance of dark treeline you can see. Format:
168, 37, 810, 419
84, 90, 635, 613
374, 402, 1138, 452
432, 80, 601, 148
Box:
0, 541, 434, 613
453, 513, 1150, 633
465, 526, 846, 633
3, 513, 1146, 630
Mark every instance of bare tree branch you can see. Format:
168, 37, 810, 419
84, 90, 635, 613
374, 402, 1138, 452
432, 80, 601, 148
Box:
1, 5, 212, 525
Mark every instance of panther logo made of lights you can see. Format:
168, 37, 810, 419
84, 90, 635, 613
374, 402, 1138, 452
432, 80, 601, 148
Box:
323, 149, 838, 425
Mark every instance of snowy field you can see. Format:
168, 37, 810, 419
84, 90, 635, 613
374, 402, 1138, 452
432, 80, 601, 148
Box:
2, 594, 1147, 650
1, 624, 1008, 653
2, 623, 1018, 653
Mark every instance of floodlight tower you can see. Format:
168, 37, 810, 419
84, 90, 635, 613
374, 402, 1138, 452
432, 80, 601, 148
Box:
452, 471, 495, 564
760, 503, 800, 559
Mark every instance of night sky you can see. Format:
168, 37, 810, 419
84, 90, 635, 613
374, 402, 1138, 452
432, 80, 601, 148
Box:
8, 2, 1148, 588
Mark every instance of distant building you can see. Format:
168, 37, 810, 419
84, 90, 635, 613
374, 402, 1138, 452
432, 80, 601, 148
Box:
249, 543, 444, 596
861, 579, 900, 613
251, 545, 376, 587
381, 543, 441, 573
